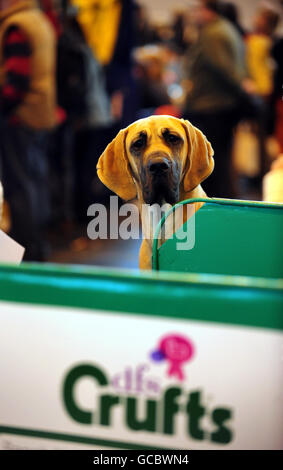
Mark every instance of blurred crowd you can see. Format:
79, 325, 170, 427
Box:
0, 0, 282, 261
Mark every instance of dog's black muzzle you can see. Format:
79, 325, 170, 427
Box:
141, 156, 180, 206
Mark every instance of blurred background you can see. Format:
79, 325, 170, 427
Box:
0, 0, 282, 268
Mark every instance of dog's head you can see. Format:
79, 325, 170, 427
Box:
97, 115, 214, 205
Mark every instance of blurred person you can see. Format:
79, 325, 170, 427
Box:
269, 1, 283, 153
104, 0, 138, 127
134, 46, 171, 117
245, 4, 280, 177
0, 0, 57, 260
246, 4, 280, 98
183, 0, 249, 198
54, 6, 113, 221
272, 35, 283, 152
41, 0, 62, 37
220, 1, 245, 36
41, 0, 72, 227
172, 9, 188, 53
134, 3, 159, 46
72, 0, 137, 128
72, 0, 123, 66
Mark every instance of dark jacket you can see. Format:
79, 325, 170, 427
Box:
185, 17, 247, 113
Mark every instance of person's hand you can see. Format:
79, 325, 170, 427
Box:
241, 78, 257, 95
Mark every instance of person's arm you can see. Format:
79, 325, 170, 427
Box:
0, 25, 32, 117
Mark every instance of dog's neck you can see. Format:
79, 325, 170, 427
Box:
180, 185, 207, 202
135, 184, 207, 245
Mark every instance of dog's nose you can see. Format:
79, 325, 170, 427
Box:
148, 159, 170, 174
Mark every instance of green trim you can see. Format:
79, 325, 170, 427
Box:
0, 425, 168, 450
0, 263, 282, 331
152, 198, 283, 270
0, 262, 282, 290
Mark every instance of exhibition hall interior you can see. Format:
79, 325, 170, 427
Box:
0, 0, 282, 268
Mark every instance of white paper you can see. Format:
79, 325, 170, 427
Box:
0, 230, 25, 264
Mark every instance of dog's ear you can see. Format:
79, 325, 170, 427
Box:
181, 119, 214, 193
97, 128, 137, 201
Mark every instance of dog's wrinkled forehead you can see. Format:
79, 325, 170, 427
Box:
125, 115, 188, 151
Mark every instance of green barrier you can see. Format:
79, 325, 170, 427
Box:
152, 198, 283, 278
0, 264, 282, 450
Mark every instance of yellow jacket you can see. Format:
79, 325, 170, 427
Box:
71, 0, 122, 65
246, 34, 274, 96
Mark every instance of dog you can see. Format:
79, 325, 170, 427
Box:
97, 115, 214, 269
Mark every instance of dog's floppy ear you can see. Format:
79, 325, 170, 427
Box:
181, 119, 214, 192
97, 128, 137, 201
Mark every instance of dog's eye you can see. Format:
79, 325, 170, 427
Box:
165, 133, 181, 144
132, 138, 145, 150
